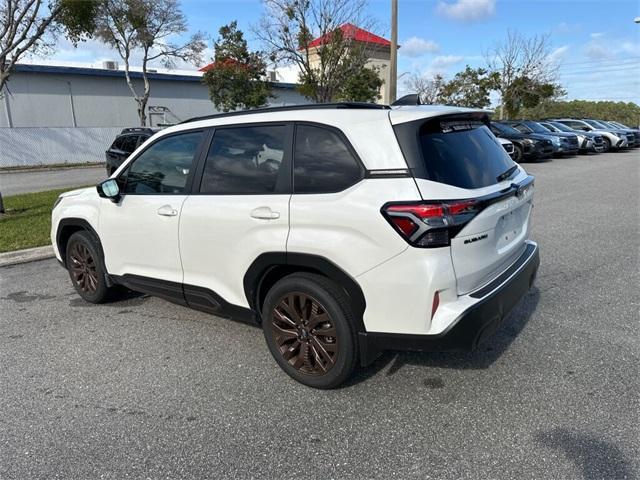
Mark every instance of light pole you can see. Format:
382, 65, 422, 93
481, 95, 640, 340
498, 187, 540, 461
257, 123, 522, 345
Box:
389, 0, 398, 103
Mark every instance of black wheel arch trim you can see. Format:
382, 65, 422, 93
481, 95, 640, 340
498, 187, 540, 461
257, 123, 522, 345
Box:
56, 218, 103, 269
243, 252, 367, 332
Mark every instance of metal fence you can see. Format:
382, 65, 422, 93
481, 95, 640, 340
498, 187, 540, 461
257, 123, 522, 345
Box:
0, 127, 123, 168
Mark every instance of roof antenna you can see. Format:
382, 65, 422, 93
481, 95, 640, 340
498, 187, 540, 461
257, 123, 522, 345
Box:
391, 94, 422, 106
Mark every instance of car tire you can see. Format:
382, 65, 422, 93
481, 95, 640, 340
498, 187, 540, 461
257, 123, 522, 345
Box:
262, 273, 358, 389
602, 137, 611, 152
512, 144, 523, 163
65, 230, 116, 304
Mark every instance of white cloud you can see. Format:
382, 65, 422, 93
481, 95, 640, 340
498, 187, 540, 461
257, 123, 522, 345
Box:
553, 22, 580, 34
620, 41, 640, 56
436, 0, 496, 22
430, 55, 464, 69
590, 32, 604, 39
400, 37, 440, 58
548, 45, 569, 64
584, 40, 614, 61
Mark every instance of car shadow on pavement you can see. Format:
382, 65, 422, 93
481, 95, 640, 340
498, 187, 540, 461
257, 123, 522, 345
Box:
347, 287, 540, 386
534, 428, 637, 480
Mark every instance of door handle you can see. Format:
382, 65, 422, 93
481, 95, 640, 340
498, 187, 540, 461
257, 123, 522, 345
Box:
250, 206, 280, 220
157, 205, 179, 217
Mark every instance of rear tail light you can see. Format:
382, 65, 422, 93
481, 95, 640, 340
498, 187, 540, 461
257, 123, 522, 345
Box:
382, 199, 481, 248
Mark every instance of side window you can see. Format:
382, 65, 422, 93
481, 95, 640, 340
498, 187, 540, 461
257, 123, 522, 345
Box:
123, 131, 203, 195
199, 125, 287, 194
120, 135, 138, 154
111, 137, 125, 150
136, 135, 149, 147
293, 124, 363, 194
512, 124, 529, 134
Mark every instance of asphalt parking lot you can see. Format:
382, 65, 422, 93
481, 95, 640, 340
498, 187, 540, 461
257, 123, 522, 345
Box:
1, 150, 638, 479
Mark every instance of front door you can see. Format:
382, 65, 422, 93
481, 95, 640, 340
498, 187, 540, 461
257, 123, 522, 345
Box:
99, 130, 206, 286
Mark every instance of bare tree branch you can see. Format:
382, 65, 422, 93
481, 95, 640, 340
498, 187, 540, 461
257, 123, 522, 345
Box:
254, 0, 380, 102
0, 0, 61, 93
94, 0, 206, 126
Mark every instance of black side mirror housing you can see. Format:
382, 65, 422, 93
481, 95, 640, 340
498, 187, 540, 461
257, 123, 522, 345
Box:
97, 178, 121, 203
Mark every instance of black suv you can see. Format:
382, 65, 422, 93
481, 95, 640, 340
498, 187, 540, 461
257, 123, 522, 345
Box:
504, 120, 579, 157
490, 122, 554, 162
105, 128, 158, 175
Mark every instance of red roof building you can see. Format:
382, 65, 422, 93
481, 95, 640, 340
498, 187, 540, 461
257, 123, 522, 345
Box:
306, 23, 391, 49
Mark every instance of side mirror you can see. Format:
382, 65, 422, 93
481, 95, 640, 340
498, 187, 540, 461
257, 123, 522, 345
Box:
97, 178, 120, 202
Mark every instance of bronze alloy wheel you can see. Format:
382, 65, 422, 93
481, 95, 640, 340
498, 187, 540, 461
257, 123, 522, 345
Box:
271, 292, 338, 375
69, 242, 99, 294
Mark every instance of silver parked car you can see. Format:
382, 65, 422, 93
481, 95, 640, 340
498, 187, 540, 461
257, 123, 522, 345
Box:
553, 119, 628, 151
538, 121, 605, 153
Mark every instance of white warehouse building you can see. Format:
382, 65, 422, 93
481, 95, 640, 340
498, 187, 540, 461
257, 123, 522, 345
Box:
0, 63, 307, 168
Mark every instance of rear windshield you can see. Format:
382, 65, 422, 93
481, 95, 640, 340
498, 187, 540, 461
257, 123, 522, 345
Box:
395, 118, 514, 189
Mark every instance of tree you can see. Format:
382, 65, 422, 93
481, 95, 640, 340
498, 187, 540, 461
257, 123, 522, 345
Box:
486, 30, 563, 119
0, 0, 96, 94
439, 66, 499, 108
256, 0, 381, 103
202, 22, 271, 112
95, 0, 206, 125
404, 73, 446, 104
336, 63, 382, 102
520, 100, 640, 127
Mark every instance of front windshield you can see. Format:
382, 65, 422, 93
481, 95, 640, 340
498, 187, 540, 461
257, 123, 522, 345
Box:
540, 123, 558, 132
585, 120, 607, 129
525, 122, 550, 133
493, 122, 521, 135
550, 122, 575, 133
598, 121, 618, 130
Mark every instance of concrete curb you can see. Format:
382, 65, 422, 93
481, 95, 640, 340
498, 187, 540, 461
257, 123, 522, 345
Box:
0, 245, 55, 267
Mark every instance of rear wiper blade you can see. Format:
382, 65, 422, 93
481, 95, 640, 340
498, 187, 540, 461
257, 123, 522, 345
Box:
496, 165, 518, 182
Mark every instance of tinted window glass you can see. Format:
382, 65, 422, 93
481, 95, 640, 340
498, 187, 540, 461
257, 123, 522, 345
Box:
123, 131, 202, 194
414, 121, 514, 189
492, 123, 521, 135
525, 122, 551, 133
120, 135, 138, 153
200, 125, 286, 194
111, 136, 125, 150
512, 124, 531, 134
294, 125, 362, 193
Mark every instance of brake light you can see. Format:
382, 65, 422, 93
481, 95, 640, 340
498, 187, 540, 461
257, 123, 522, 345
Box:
382, 199, 481, 247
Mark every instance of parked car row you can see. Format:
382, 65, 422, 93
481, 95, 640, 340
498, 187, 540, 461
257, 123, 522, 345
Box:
492, 118, 639, 162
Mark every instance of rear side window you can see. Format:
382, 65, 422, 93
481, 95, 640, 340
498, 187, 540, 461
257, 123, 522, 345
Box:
120, 135, 138, 154
199, 125, 287, 195
111, 136, 125, 150
395, 118, 514, 189
293, 124, 363, 193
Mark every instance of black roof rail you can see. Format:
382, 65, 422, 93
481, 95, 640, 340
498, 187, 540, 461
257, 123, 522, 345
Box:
120, 127, 158, 134
179, 102, 391, 124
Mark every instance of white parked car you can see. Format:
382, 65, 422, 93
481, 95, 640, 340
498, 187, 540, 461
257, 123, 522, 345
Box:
52, 103, 540, 388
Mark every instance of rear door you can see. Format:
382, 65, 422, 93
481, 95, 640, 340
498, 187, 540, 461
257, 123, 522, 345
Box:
392, 113, 534, 295
179, 123, 292, 310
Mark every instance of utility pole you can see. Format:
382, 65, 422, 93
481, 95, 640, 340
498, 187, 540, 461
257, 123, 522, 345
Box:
389, 0, 398, 104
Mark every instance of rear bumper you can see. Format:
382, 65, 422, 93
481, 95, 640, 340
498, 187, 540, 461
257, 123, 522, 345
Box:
358, 242, 540, 366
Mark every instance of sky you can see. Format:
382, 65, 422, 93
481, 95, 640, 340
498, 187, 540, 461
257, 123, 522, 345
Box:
29, 0, 640, 104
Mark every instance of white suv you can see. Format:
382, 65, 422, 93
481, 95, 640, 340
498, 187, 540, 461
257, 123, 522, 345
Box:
51, 103, 539, 388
